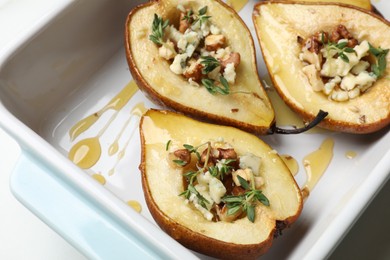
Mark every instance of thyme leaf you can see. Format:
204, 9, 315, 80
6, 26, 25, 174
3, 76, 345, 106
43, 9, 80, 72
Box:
182, 9, 194, 23
194, 6, 211, 26
165, 140, 171, 151
368, 43, 389, 78
326, 40, 356, 63
201, 76, 230, 95
149, 14, 169, 46
339, 52, 349, 63
237, 175, 250, 190
183, 170, 200, 185
221, 175, 270, 223
173, 159, 187, 166
201, 56, 220, 74
208, 159, 236, 180
246, 205, 255, 222
179, 184, 209, 209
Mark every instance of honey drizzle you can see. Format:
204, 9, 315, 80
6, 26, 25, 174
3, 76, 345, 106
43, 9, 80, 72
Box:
69, 81, 139, 141
108, 115, 132, 157
68, 111, 118, 169
262, 74, 305, 128
345, 150, 357, 159
127, 200, 142, 213
301, 138, 334, 200
281, 154, 299, 176
226, 0, 249, 12
68, 81, 139, 169
108, 102, 147, 176
92, 173, 106, 185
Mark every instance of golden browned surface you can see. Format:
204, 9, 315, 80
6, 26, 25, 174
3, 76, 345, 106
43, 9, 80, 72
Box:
125, 0, 275, 135
254, 1, 390, 134
268, 0, 371, 10
139, 109, 303, 259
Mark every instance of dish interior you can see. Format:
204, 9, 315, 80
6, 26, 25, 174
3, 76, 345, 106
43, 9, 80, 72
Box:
0, 1, 389, 259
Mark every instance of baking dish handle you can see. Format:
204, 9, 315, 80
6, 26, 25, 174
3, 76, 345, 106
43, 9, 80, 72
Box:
10, 151, 162, 259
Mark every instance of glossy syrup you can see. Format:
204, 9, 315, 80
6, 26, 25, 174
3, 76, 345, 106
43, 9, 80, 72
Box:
108, 102, 147, 176
262, 74, 305, 128
68, 80, 145, 209
226, 0, 248, 12
281, 154, 299, 176
127, 200, 142, 213
92, 173, 106, 185
69, 80, 139, 141
301, 138, 334, 200
68, 81, 139, 169
345, 150, 357, 159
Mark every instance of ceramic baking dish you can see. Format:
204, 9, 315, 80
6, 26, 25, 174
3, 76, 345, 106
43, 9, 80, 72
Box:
0, 0, 389, 259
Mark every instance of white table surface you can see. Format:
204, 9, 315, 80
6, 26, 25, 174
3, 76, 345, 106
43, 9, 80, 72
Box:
0, 0, 389, 259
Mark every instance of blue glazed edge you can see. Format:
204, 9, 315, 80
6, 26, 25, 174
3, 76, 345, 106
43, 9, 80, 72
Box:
9, 151, 165, 260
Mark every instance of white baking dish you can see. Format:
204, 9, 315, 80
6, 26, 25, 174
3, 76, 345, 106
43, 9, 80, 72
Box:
0, 0, 388, 259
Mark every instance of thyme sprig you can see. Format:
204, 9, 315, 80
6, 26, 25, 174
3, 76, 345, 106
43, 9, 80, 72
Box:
149, 14, 169, 46
201, 76, 230, 95
201, 56, 220, 74
194, 6, 211, 26
179, 184, 210, 209
222, 175, 270, 223
182, 9, 194, 23
177, 142, 212, 209
200, 56, 231, 95
174, 142, 211, 183
208, 158, 236, 181
319, 32, 356, 63
368, 43, 389, 78
173, 159, 188, 166
326, 41, 356, 63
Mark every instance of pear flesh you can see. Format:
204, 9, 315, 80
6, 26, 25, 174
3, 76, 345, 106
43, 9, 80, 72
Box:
253, 2, 390, 133
268, 0, 372, 10
139, 109, 303, 259
125, 0, 275, 135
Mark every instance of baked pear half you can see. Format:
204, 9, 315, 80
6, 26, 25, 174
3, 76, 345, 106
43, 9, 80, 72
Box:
125, 0, 275, 135
253, 2, 390, 133
268, 0, 372, 10
139, 109, 303, 259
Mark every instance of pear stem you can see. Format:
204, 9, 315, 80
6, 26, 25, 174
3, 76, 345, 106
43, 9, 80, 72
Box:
269, 110, 329, 135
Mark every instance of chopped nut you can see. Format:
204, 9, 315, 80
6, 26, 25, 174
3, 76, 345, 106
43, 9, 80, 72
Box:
232, 168, 252, 186
184, 61, 203, 82
297, 35, 305, 45
231, 185, 246, 196
305, 37, 321, 53
218, 148, 237, 160
348, 38, 358, 48
220, 52, 240, 69
179, 11, 191, 33
330, 24, 358, 47
330, 29, 341, 43
216, 204, 241, 222
315, 31, 328, 43
337, 24, 354, 40
205, 34, 226, 51
173, 149, 191, 166
200, 148, 219, 166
